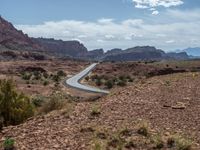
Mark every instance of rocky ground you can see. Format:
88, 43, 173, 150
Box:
0, 60, 89, 96
0, 71, 200, 149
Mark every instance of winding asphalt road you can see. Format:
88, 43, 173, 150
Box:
65, 63, 109, 94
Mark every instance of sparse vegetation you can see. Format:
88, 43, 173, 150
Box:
52, 74, 61, 82
95, 78, 102, 86
32, 95, 46, 107
3, 138, 15, 150
175, 135, 193, 150
93, 142, 101, 150
104, 80, 113, 89
57, 70, 66, 77
0, 79, 34, 126
167, 136, 176, 148
137, 121, 150, 137
21, 72, 32, 80
117, 80, 127, 87
85, 76, 89, 81
40, 92, 65, 114
151, 134, 164, 149
90, 105, 101, 117
43, 80, 49, 86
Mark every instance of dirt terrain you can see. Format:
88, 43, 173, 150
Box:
0, 60, 90, 97
0, 67, 200, 149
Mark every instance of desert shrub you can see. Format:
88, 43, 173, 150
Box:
32, 95, 46, 107
91, 74, 99, 81
40, 92, 65, 114
124, 141, 136, 149
128, 78, 133, 82
119, 75, 126, 81
137, 121, 150, 137
43, 80, 49, 86
175, 136, 192, 150
0, 79, 34, 126
90, 105, 101, 117
95, 79, 102, 86
105, 80, 113, 89
119, 128, 132, 137
57, 70, 66, 77
167, 136, 176, 148
151, 134, 164, 149
33, 71, 41, 80
21, 72, 32, 80
43, 72, 49, 79
3, 138, 15, 150
117, 80, 127, 87
112, 77, 118, 83
85, 76, 89, 81
107, 136, 125, 149
93, 142, 101, 150
52, 74, 61, 82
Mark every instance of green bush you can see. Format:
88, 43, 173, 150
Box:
40, 92, 65, 114
43, 72, 49, 79
85, 76, 89, 81
95, 79, 102, 86
105, 80, 113, 89
33, 71, 41, 80
119, 75, 126, 81
57, 70, 66, 77
0, 79, 34, 126
32, 95, 46, 107
43, 80, 49, 86
3, 138, 15, 150
52, 75, 61, 82
91, 74, 98, 81
117, 80, 127, 87
21, 72, 32, 80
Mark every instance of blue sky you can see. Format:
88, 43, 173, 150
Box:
1, 0, 200, 51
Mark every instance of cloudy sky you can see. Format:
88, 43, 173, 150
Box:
1, 0, 200, 51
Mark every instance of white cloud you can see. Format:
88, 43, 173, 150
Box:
132, 0, 184, 14
15, 9, 200, 51
98, 18, 114, 24
152, 10, 159, 15
105, 34, 116, 40
165, 40, 175, 43
132, 0, 183, 8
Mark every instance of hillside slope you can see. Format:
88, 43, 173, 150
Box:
0, 16, 42, 51
0, 72, 199, 149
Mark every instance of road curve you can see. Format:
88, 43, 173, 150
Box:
65, 63, 109, 94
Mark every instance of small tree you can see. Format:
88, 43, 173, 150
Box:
0, 79, 34, 126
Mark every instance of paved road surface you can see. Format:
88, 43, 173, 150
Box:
65, 63, 109, 94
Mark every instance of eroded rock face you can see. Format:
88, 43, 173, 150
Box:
32, 38, 88, 57
0, 16, 42, 51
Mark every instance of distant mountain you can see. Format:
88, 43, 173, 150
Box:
0, 16, 88, 58
105, 48, 122, 55
182, 47, 200, 56
0, 16, 190, 61
166, 52, 189, 60
103, 46, 165, 61
101, 46, 189, 61
32, 38, 88, 57
82, 48, 104, 60
0, 16, 42, 51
